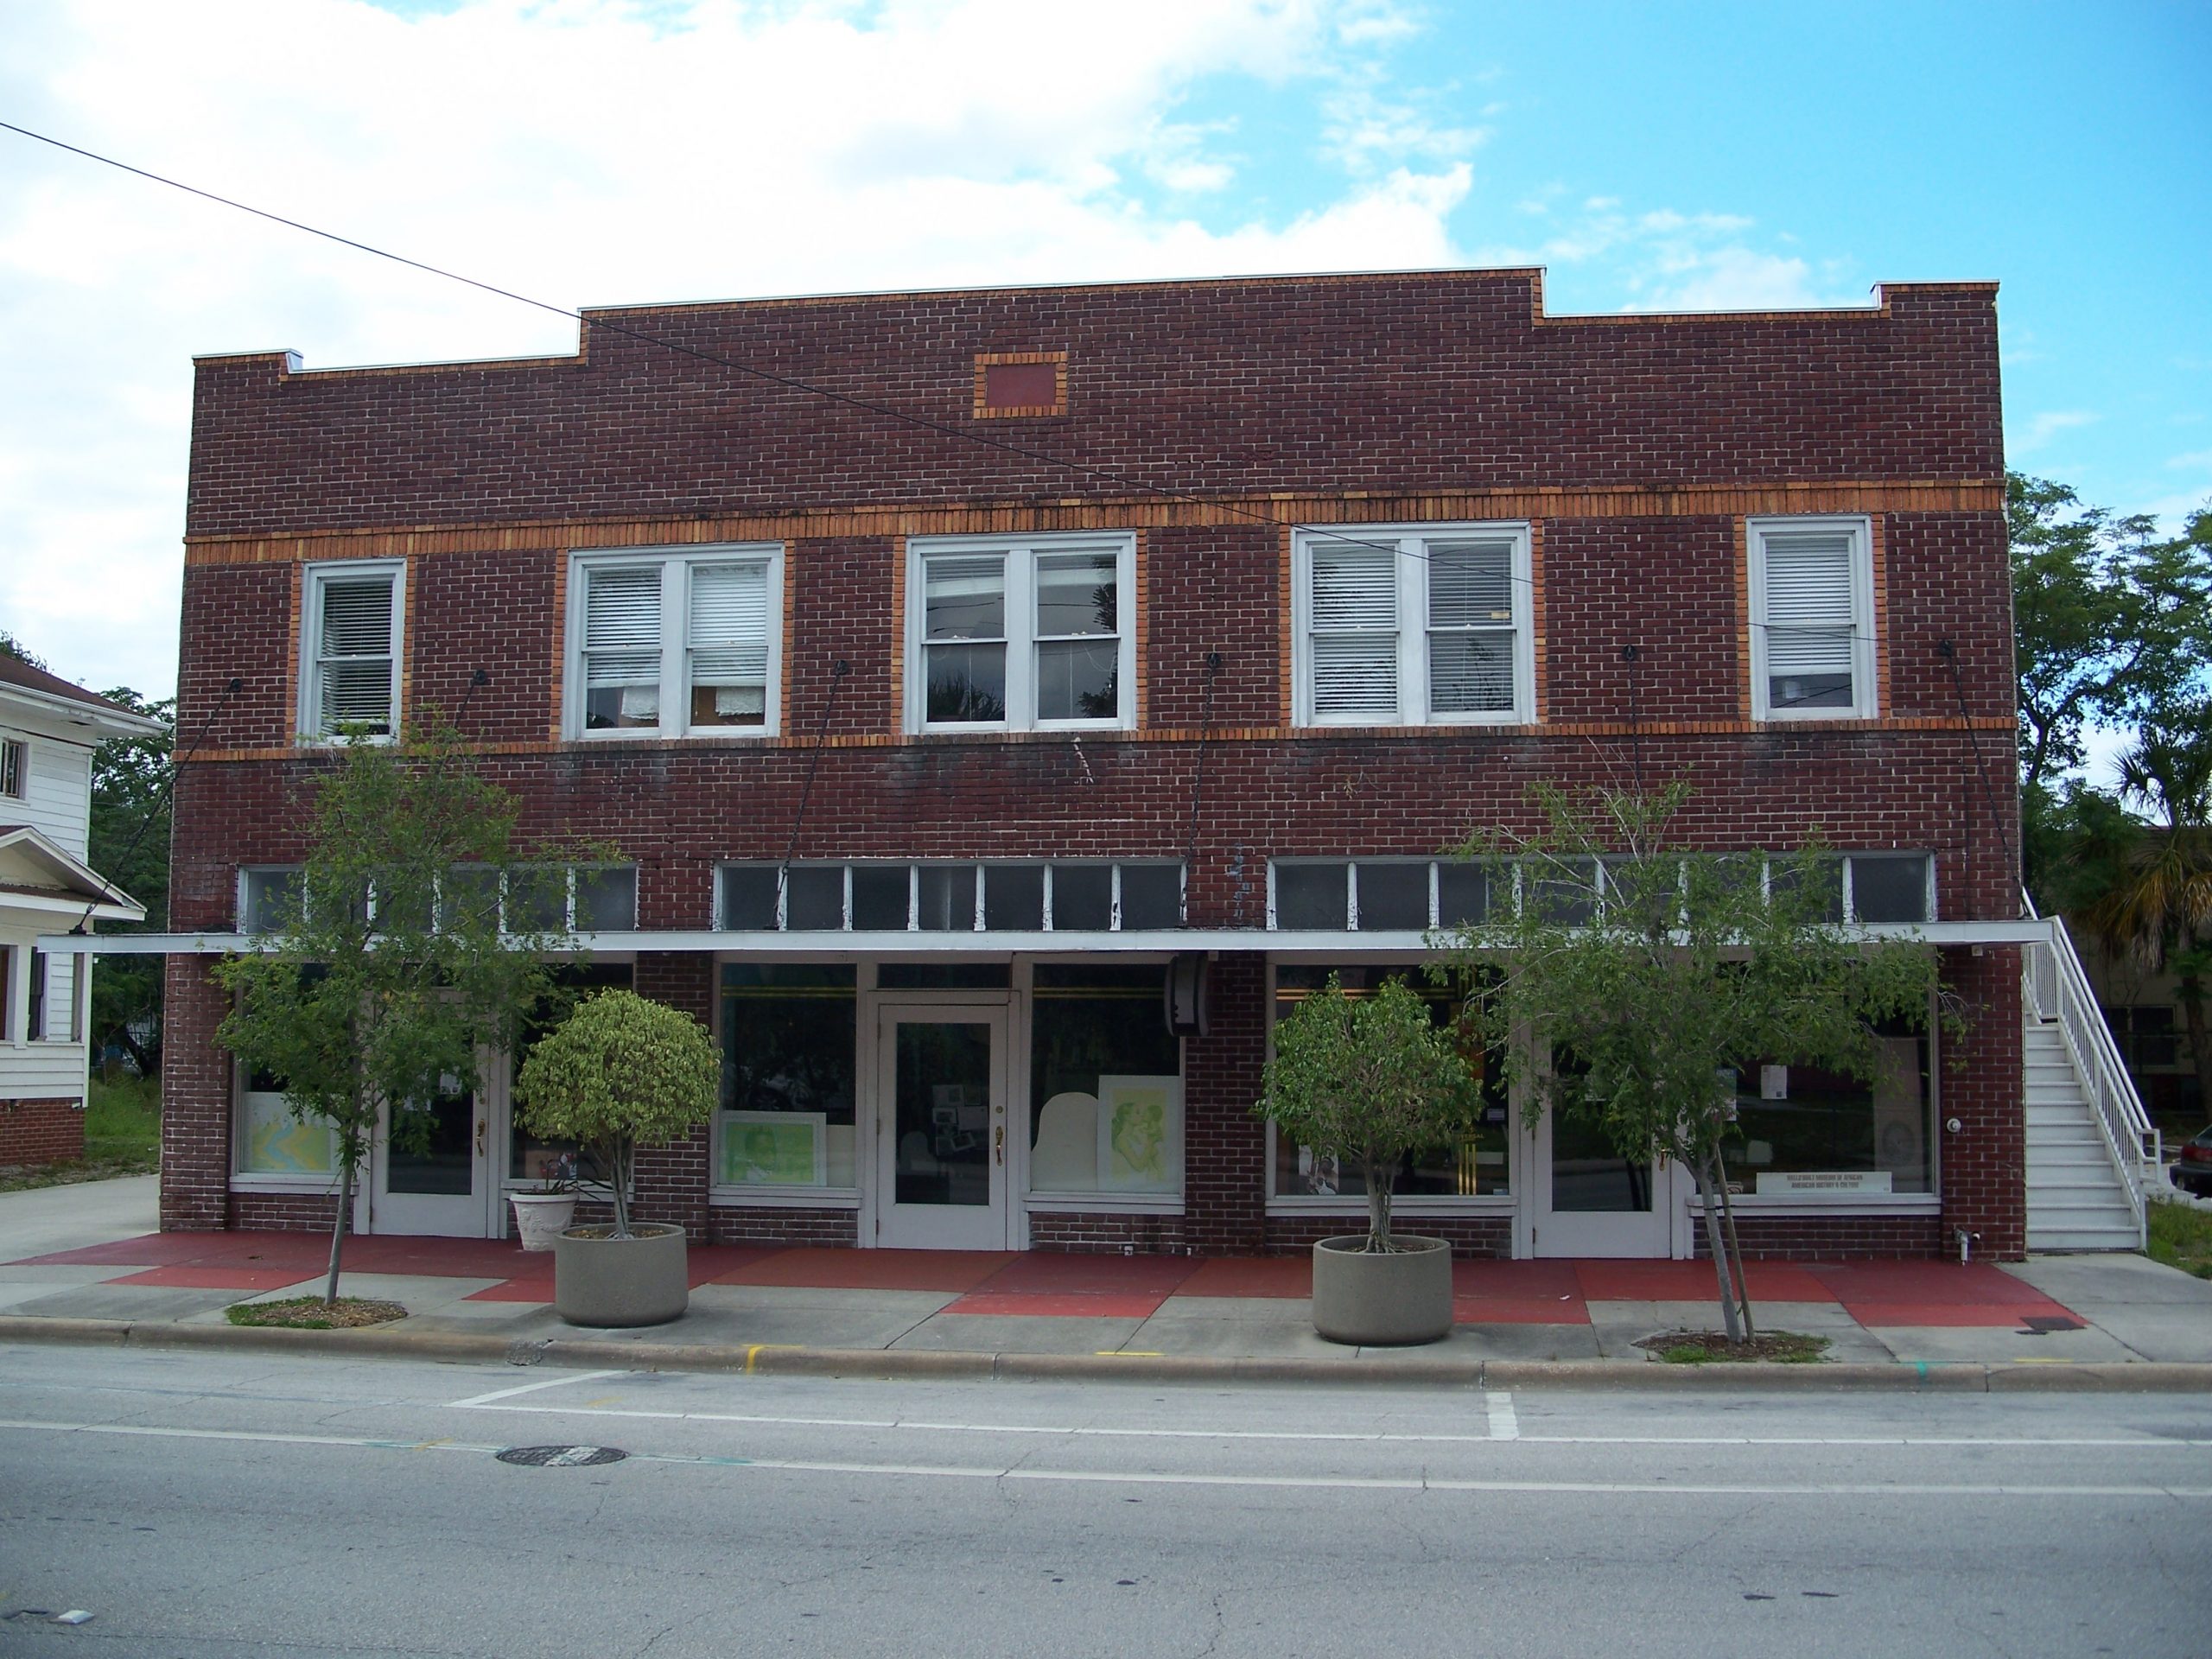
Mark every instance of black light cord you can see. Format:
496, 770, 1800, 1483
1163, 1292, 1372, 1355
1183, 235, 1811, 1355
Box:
70, 675, 243, 935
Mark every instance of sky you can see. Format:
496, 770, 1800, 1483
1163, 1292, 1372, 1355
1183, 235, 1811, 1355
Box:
2, 0, 2207, 731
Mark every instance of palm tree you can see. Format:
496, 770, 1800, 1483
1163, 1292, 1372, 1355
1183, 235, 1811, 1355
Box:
2087, 708, 2212, 1116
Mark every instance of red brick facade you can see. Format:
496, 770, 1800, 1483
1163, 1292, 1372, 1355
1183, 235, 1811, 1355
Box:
0, 1098, 85, 1169
161, 268, 2024, 1260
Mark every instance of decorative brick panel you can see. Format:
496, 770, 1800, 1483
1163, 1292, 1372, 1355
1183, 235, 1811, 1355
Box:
0, 1099, 85, 1169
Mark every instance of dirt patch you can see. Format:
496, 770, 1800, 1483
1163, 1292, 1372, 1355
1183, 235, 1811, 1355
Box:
1636, 1329, 1831, 1363
226, 1297, 408, 1331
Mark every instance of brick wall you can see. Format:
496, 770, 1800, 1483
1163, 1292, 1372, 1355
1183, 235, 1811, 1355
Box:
0, 1099, 84, 1168
162, 956, 232, 1230
1182, 953, 1269, 1254
629, 952, 714, 1240
1691, 1213, 1947, 1262
1940, 945, 2027, 1259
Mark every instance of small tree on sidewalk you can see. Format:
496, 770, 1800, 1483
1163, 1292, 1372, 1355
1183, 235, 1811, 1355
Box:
214, 723, 576, 1306
1446, 780, 1948, 1344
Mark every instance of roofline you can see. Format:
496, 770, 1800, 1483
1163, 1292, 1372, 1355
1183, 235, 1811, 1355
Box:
0, 677, 164, 738
194, 267, 1999, 381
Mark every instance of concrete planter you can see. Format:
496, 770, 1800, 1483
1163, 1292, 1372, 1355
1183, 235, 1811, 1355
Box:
552, 1223, 689, 1327
1311, 1235, 1454, 1346
508, 1192, 578, 1253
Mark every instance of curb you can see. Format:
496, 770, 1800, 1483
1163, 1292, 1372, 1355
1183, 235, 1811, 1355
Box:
6, 1314, 2212, 1391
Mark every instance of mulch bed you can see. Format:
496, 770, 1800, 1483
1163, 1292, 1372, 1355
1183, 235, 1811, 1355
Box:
226, 1297, 408, 1330
1635, 1329, 1831, 1363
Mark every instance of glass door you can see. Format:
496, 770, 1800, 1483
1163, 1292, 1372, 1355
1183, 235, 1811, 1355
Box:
874, 1004, 1010, 1249
371, 1079, 493, 1236
1529, 1107, 1675, 1257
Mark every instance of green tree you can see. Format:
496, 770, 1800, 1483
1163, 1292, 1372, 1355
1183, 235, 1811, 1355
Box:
1255, 976, 1483, 1251
213, 723, 575, 1306
2086, 709, 2212, 1115
88, 688, 174, 1076
512, 989, 721, 1238
1448, 781, 1945, 1344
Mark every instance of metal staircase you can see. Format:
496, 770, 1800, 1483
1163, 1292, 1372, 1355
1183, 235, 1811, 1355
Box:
2020, 898, 2160, 1252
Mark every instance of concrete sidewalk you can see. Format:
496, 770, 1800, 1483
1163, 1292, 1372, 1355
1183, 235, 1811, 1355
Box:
5, 1179, 2212, 1388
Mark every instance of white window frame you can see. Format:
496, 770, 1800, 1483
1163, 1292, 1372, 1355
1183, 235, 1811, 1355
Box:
299, 559, 405, 742
0, 737, 24, 798
905, 533, 1138, 734
1746, 515, 1877, 721
1292, 522, 1535, 727
564, 544, 785, 741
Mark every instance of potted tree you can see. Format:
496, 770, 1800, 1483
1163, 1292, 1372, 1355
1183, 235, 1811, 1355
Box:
513, 990, 721, 1326
1255, 975, 1482, 1345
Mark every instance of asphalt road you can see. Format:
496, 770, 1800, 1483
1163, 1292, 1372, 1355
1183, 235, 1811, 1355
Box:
2, 1344, 2207, 1656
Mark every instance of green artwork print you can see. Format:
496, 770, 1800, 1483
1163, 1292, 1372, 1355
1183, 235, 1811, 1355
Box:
248, 1115, 334, 1175
1098, 1076, 1177, 1192
722, 1111, 827, 1186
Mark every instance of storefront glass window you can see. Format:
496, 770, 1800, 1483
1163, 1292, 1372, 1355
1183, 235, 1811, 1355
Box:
1724, 1021, 1930, 1195
718, 963, 858, 1188
1028, 963, 1181, 1196
1271, 965, 1510, 1198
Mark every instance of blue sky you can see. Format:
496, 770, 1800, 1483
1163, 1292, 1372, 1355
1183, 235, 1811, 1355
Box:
2, 0, 2205, 702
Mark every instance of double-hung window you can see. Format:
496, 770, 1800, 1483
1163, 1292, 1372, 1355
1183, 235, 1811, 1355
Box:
302, 561, 404, 740
568, 544, 783, 739
906, 534, 1135, 732
1293, 523, 1533, 726
1747, 516, 1875, 719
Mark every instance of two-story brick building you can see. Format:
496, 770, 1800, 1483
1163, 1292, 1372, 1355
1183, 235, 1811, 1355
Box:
130, 266, 2046, 1259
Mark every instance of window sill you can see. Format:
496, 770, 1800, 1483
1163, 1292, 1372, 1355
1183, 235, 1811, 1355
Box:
709, 1187, 861, 1210
1688, 1192, 1939, 1215
230, 1173, 340, 1194
1266, 1195, 1515, 1215
1025, 1192, 1183, 1215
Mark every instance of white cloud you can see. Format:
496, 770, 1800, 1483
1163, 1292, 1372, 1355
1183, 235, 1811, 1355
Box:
2164, 448, 2212, 470
0, 0, 1477, 696
2012, 410, 2101, 454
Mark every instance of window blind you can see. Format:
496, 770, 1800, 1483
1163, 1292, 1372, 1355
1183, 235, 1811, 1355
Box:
1310, 541, 1398, 715
583, 566, 663, 687
1425, 538, 1514, 714
689, 563, 769, 683
315, 574, 396, 732
1761, 531, 1854, 677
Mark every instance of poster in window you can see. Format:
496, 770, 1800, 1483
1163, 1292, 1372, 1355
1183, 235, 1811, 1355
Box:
1096, 1075, 1179, 1192
722, 1111, 828, 1186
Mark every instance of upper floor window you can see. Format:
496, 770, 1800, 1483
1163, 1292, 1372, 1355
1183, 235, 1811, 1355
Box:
566, 545, 782, 740
1747, 516, 1875, 720
0, 738, 23, 798
1292, 523, 1534, 726
906, 534, 1135, 733
302, 561, 404, 741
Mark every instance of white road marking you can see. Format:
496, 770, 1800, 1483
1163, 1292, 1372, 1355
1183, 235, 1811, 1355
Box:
444, 1370, 624, 1408
1487, 1390, 1519, 1441
449, 1398, 2212, 1452
5, 1417, 2209, 1498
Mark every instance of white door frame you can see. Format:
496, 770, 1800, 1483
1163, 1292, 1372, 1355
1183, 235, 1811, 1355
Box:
863, 994, 1020, 1249
366, 1057, 500, 1237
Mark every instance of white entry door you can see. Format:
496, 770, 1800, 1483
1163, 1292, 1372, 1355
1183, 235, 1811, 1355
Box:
1529, 1107, 1675, 1258
874, 1003, 1011, 1250
370, 1076, 494, 1236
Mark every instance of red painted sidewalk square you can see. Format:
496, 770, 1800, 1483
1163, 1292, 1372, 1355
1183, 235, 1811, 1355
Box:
1843, 1303, 2068, 1328
464, 1278, 555, 1303
976, 1253, 1199, 1299
1453, 1296, 1594, 1325
715, 1248, 1013, 1293
1177, 1256, 1312, 1299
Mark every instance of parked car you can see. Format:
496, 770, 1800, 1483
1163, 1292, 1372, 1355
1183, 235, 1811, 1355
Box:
2171, 1127, 2212, 1197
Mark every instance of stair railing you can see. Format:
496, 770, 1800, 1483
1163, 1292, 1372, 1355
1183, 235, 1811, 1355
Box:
2022, 890, 2160, 1244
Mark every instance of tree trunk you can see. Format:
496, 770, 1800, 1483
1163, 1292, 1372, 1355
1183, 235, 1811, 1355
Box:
1365, 1156, 1397, 1251
1693, 1155, 1743, 1344
1714, 1147, 1756, 1341
323, 1145, 355, 1307
609, 1140, 632, 1239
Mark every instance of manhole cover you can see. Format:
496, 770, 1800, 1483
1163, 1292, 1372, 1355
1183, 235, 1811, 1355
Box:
496, 1444, 627, 1467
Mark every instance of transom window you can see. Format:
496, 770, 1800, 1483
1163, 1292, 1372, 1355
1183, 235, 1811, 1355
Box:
906, 534, 1135, 732
1268, 852, 1932, 930
1293, 523, 1533, 726
567, 545, 782, 739
301, 560, 404, 741
719, 861, 1182, 932
1747, 516, 1876, 719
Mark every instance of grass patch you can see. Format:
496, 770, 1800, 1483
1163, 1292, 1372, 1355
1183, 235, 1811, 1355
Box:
2147, 1198, 2212, 1279
1637, 1330, 1831, 1364
86, 1075, 161, 1165
226, 1297, 408, 1330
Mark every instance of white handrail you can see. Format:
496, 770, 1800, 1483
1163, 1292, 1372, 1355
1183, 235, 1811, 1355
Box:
2021, 889, 2160, 1243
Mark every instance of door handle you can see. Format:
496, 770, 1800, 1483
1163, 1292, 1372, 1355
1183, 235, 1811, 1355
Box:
475, 1118, 486, 1157
995, 1125, 1005, 1166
